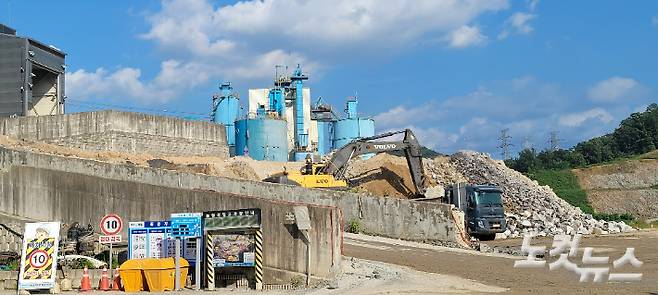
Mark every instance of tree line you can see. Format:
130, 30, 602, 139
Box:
506, 103, 658, 173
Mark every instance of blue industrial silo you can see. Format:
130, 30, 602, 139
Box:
235, 115, 289, 162
212, 82, 240, 155
317, 121, 333, 155
311, 97, 336, 156
332, 98, 375, 150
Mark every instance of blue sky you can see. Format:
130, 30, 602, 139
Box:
4, 0, 657, 158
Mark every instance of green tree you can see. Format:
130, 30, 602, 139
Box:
506, 148, 538, 173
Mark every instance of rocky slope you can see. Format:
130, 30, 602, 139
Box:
572, 152, 658, 220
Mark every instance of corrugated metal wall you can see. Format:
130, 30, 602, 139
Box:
0, 35, 25, 116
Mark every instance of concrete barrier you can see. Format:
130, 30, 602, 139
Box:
0, 111, 228, 157
0, 147, 458, 243
0, 165, 342, 284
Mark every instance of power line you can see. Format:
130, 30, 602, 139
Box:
547, 130, 562, 151
522, 135, 534, 150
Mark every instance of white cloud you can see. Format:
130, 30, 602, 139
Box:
527, 0, 540, 11
373, 101, 443, 130
142, 0, 508, 54
558, 108, 614, 127
207, 0, 507, 47
498, 12, 536, 39
381, 125, 458, 151
446, 25, 487, 48
67, 0, 511, 103
371, 76, 642, 155
587, 77, 639, 102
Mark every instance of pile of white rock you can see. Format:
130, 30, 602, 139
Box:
445, 151, 634, 238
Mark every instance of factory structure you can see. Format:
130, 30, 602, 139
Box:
0, 24, 66, 117
211, 65, 375, 162
0, 23, 374, 163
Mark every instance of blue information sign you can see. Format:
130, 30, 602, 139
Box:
171, 213, 202, 238
128, 220, 199, 264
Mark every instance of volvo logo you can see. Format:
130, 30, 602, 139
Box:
373, 144, 397, 150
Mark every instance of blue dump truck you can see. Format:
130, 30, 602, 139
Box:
444, 183, 507, 241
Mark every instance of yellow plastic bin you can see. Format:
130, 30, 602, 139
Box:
141, 258, 189, 292
119, 259, 146, 292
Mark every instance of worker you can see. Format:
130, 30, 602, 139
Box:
304, 154, 313, 174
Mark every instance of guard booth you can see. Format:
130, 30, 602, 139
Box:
203, 209, 263, 290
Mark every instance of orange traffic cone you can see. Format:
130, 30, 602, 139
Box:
79, 267, 92, 292
98, 267, 110, 291
112, 267, 122, 291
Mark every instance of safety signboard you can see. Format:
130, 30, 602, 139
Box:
128, 221, 171, 259
18, 222, 60, 290
128, 221, 198, 263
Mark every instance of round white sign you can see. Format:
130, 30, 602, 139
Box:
29, 250, 49, 268
100, 213, 123, 235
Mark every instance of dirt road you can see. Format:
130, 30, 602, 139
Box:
344, 230, 658, 294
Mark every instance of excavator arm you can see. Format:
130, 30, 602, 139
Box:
320, 129, 427, 196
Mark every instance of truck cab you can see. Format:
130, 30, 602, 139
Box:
445, 183, 507, 240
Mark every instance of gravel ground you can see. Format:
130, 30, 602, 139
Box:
345, 230, 658, 294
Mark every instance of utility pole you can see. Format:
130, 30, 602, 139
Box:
522, 135, 533, 150
498, 128, 513, 160
548, 131, 561, 151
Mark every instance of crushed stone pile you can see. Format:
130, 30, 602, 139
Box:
449, 151, 633, 238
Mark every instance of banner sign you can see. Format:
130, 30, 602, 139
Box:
203, 209, 261, 231
212, 234, 256, 267
18, 222, 60, 290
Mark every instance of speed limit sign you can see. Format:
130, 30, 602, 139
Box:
29, 250, 49, 268
100, 213, 123, 236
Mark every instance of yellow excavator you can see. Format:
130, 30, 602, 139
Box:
263, 129, 427, 197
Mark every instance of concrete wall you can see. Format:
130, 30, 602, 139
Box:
0, 111, 228, 157
0, 147, 457, 243
0, 165, 341, 283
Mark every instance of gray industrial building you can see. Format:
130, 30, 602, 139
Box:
0, 24, 65, 117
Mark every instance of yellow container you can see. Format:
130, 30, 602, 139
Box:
119, 260, 146, 292
141, 258, 189, 292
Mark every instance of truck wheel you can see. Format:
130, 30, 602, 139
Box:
477, 234, 496, 241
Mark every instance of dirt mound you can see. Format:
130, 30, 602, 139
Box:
344, 154, 457, 198
345, 154, 418, 198
222, 159, 260, 181
0, 136, 269, 182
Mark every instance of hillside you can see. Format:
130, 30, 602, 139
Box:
572, 150, 658, 220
